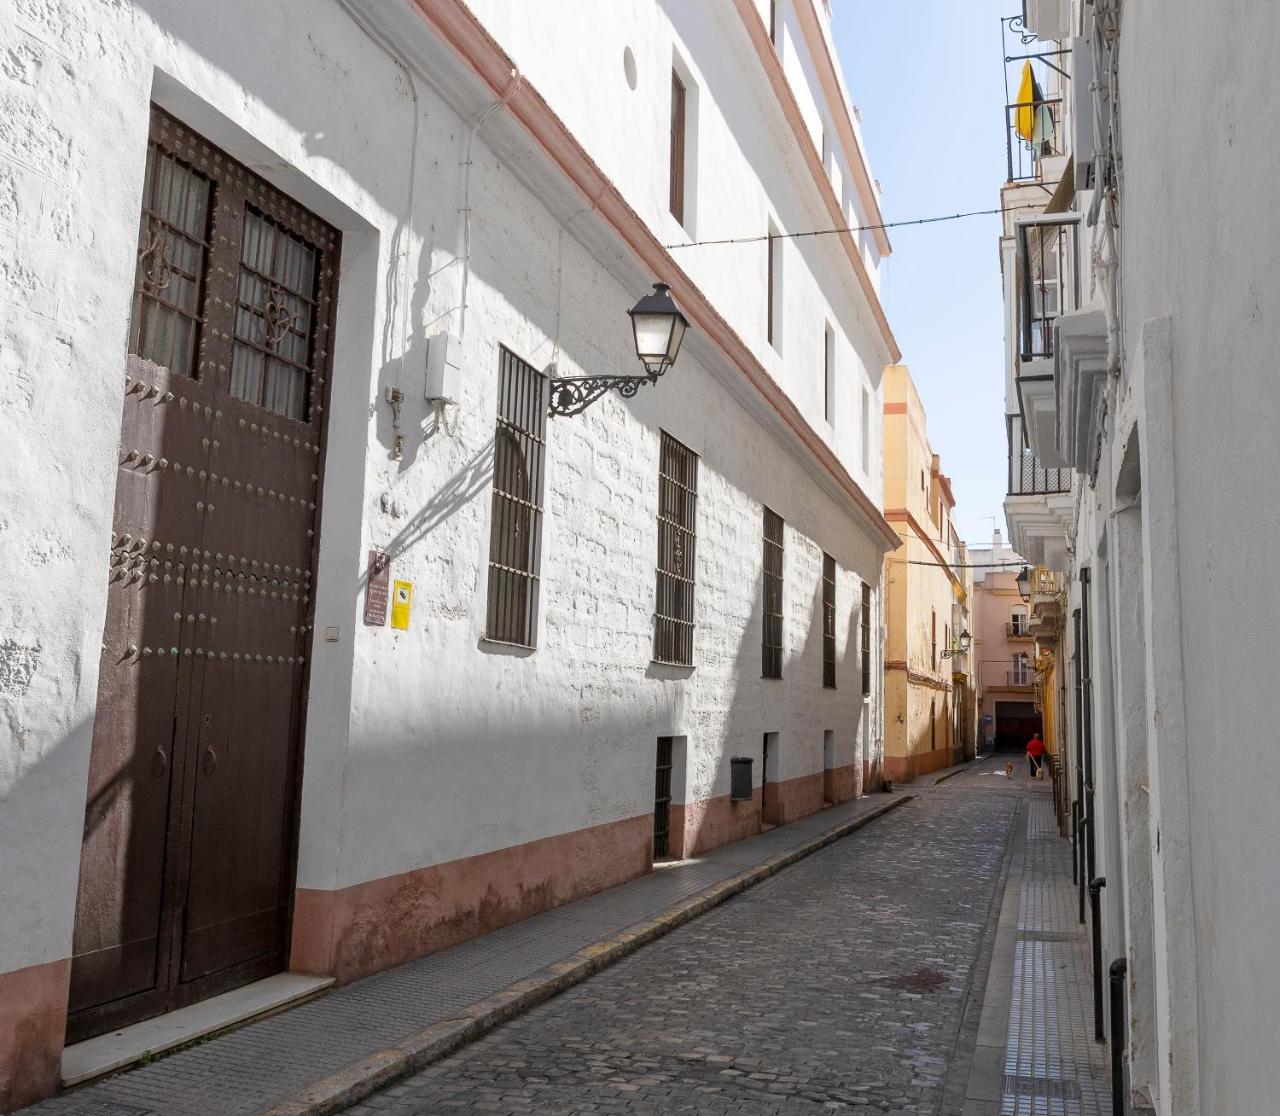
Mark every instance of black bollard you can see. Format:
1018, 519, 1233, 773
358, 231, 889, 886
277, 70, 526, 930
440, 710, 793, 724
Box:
1109, 958, 1128, 1114
1089, 876, 1107, 1042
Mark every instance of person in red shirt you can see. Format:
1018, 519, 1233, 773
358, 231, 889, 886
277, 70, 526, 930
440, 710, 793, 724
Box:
1026, 733, 1047, 778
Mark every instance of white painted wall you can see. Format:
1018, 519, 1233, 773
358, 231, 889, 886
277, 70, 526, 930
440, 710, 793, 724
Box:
0, 0, 894, 1022
1048, 3, 1280, 1113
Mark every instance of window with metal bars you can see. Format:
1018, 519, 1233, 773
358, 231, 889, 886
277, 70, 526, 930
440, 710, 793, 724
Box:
762, 507, 785, 678
822, 553, 836, 688
130, 141, 213, 378
654, 432, 698, 665
861, 581, 872, 696
486, 347, 546, 647
230, 209, 319, 420
654, 737, 674, 859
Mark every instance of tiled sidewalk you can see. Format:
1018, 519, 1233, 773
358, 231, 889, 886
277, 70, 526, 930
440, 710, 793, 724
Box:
27, 790, 909, 1116
999, 795, 1111, 1116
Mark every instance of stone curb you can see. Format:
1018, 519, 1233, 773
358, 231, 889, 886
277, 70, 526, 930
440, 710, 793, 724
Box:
261, 793, 913, 1116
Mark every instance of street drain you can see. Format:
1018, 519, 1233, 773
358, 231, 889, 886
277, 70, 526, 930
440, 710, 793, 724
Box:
1003, 1073, 1083, 1100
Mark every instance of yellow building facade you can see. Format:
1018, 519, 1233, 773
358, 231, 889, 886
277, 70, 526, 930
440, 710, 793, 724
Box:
881, 365, 968, 783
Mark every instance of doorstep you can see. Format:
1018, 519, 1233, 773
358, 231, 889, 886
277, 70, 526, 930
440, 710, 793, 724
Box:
61, 972, 334, 1087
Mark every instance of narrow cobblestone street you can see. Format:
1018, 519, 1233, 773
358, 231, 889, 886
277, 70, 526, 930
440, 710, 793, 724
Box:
348, 769, 1025, 1115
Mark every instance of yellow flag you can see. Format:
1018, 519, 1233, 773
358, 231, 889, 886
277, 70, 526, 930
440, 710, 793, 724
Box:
1015, 61, 1039, 143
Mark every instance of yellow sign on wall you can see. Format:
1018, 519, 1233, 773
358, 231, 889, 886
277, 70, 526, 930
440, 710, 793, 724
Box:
390, 580, 413, 630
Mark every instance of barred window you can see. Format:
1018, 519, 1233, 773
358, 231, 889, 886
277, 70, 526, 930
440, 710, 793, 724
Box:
131, 141, 213, 377
654, 432, 698, 665
486, 347, 546, 646
762, 507, 785, 678
231, 209, 319, 420
822, 553, 836, 689
861, 581, 872, 696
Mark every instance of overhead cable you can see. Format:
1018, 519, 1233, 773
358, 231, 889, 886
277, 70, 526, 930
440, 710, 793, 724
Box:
664, 202, 1048, 250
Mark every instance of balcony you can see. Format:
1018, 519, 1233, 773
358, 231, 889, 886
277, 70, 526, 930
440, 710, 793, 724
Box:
1015, 216, 1080, 468
1005, 97, 1064, 183
1007, 415, 1071, 496
1006, 621, 1034, 640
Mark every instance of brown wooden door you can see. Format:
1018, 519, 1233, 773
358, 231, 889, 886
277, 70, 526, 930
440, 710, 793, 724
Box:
68, 108, 339, 1042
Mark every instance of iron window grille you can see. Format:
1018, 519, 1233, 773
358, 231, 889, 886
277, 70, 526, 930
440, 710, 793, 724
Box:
822, 553, 836, 688
486, 346, 547, 647
762, 507, 785, 678
861, 581, 872, 696
653, 431, 699, 666
129, 108, 338, 422
654, 737, 674, 859
131, 141, 213, 379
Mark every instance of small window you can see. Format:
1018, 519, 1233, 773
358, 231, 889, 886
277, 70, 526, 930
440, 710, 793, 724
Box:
931, 609, 937, 670
767, 222, 782, 351
762, 507, 785, 678
822, 553, 836, 688
770, 0, 778, 42
669, 71, 686, 225
486, 347, 547, 647
130, 142, 213, 378
654, 431, 699, 666
860, 581, 872, 696
823, 322, 835, 426
861, 386, 871, 474
231, 209, 319, 420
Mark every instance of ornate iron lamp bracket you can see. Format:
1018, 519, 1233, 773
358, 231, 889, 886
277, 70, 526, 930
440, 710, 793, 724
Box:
546, 369, 660, 418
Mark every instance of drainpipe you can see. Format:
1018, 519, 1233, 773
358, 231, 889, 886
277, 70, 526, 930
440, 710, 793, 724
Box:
1079, 572, 1097, 924
1109, 958, 1129, 1114
1071, 800, 1079, 885
1089, 876, 1107, 1042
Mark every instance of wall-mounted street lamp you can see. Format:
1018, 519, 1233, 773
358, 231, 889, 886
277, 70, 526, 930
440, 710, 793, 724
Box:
940, 630, 972, 660
547, 282, 690, 417
1016, 565, 1032, 603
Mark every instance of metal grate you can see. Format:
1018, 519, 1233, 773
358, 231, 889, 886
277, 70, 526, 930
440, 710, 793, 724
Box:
230, 209, 319, 420
860, 581, 872, 696
730, 756, 753, 801
822, 552, 836, 688
761, 507, 784, 678
653, 737, 674, 859
486, 347, 546, 647
130, 142, 212, 378
653, 432, 698, 665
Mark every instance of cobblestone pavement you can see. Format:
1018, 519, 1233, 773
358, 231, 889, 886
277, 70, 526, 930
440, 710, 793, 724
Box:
347, 776, 1021, 1115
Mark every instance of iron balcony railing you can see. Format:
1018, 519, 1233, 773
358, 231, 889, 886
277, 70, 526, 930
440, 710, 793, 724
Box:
1006, 621, 1034, 638
1007, 414, 1071, 496
1005, 98, 1063, 183
1017, 217, 1080, 361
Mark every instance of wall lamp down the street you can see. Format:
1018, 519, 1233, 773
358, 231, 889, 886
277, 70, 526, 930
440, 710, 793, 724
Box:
547, 283, 690, 417
1016, 565, 1032, 603
940, 630, 972, 659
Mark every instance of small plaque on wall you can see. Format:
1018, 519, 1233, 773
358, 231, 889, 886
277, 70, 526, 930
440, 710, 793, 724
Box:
364, 549, 391, 626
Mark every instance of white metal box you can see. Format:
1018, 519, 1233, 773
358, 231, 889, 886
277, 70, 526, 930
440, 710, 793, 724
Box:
425, 332, 462, 404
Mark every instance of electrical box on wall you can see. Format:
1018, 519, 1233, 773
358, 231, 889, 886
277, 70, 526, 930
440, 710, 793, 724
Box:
425, 332, 462, 404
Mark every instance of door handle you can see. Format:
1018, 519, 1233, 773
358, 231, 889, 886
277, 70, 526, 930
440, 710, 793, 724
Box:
152, 748, 168, 777
202, 746, 217, 776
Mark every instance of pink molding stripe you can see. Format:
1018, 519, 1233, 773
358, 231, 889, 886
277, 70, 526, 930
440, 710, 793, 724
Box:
409, 0, 901, 551
788, 0, 892, 255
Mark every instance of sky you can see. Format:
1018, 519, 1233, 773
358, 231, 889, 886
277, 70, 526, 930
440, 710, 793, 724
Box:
831, 0, 1011, 548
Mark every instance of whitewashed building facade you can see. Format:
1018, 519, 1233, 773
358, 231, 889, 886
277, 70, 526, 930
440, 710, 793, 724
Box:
1000, 1, 1280, 1112
0, 0, 900, 1104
